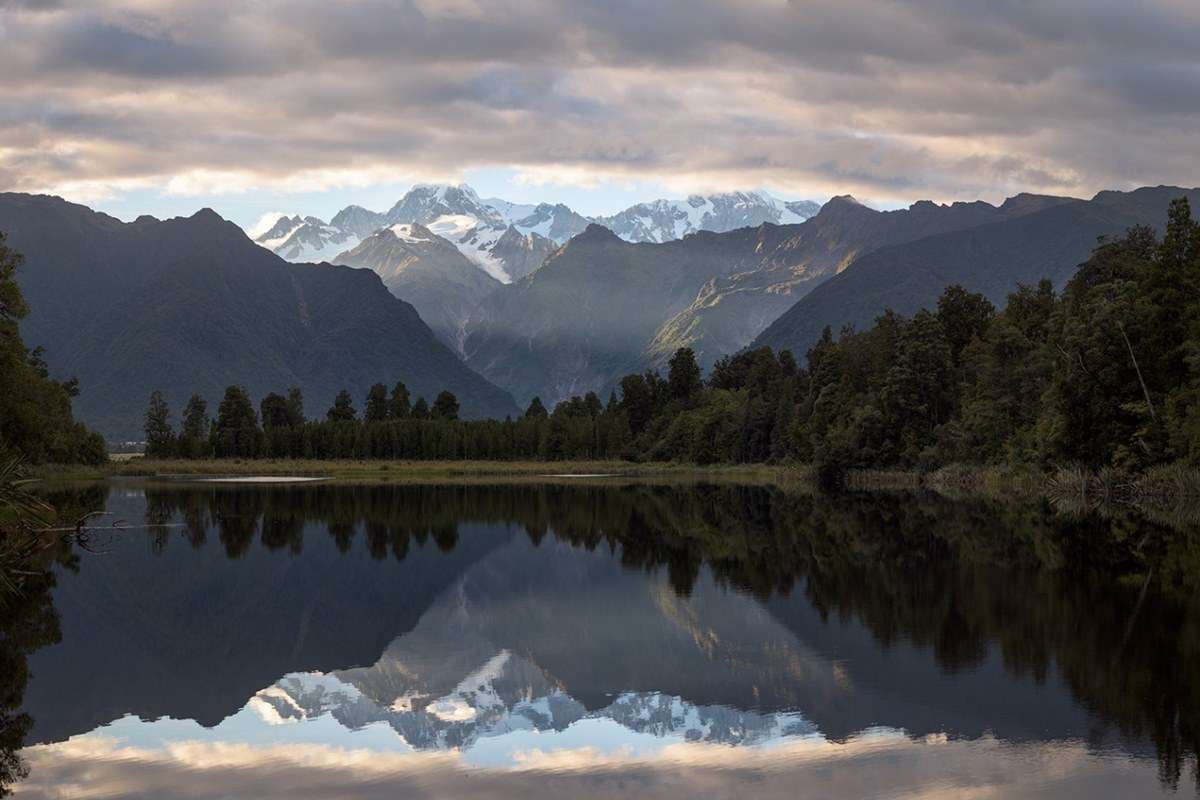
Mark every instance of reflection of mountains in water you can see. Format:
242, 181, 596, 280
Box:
232, 534, 1112, 755
23, 483, 1177, 768
256, 662, 814, 753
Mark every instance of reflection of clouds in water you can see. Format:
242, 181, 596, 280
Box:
16, 732, 1168, 799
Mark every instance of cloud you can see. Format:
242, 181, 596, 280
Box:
0, 0, 1198, 206
14, 730, 1169, 799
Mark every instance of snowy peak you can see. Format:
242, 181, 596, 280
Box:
250, 183, 821, 279
594, 191, 820, 243
252, 214, 361, 263
255, 214, 305, 247
386, 183, 502, 229
499, 202, 590, 242
246, 649, 817, 755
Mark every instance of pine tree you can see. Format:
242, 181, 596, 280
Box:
260, 393, 293, 429
181, 393, 210, 458
143, 390, 174, 457
524, 397, 548, 419
388, 382, 411, 419
326, 390, 357, 421
215, 386, 259, 458
364, 383, 389, 422
182, 394, 208, 440
668, 348, 703, 403
432, 390, 460, 420
411, 397, 430, 420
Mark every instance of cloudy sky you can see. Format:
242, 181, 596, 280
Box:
2, 0, 1199, 227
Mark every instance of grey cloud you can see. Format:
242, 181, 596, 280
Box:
14, 733, 1172, 800
0, 0, 1198, 204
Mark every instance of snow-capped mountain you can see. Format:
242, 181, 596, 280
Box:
252, 213, 362, 263
383, 185, 567, 282
384, 183, 501, 227
594, 191, 820, 243
248, 654, 816, 755
487, 199, 591, 243
250, 184, 820, 280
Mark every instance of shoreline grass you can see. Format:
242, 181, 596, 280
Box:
32, 458, 805, 484
28, 458, 1200, 512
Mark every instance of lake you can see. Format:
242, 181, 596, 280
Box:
4, 478, 1198, 798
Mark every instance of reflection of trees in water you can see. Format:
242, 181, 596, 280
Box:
0, 483, 106, 796
0, 561, 66, 796
28, 481, 1200, 791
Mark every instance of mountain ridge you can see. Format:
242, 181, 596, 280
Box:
0, 193, 519, 439
251, 184, 822, 283
752, 185, 1200, 359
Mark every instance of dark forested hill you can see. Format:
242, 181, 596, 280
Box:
0, 194, 518, 440
752, 186, 1200, 359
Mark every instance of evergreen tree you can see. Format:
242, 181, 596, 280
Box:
326, 390, 357, 422
259, 393, 294, 429
214, 386, 259, 458
432, 390, 460, 420
364, 383, 389, 422
668, 347, 703, 403
180, 393, 210, 458
143, 391, 174, 457
619, 374, 655, 434
583, 391, 603, 417
411, 397, 430, 420
182, 394, 208, 440
524, 397, 548, 420
388, 382, 411, 419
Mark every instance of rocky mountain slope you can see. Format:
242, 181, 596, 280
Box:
0, 193, 518, 440
753, 185, 1200, 359
334, 223, 502, 351
463, 193, 1069, 407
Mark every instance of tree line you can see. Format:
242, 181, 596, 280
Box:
145, 197, 1200, 471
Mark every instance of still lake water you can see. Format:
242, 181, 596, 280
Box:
5, 478, 1200, 798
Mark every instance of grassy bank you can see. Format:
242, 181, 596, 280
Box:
33, 458, 804, 484
29, 457, 1200, 508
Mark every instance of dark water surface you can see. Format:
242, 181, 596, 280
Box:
5, 479, 1200, 798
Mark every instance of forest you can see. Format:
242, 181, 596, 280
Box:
137, 197, 1200, 471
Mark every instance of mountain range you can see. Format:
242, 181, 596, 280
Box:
5, 183, 1197, 436
460, 191, 1080, 406
252, 184, 819, 280
0, 194, 518, 440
